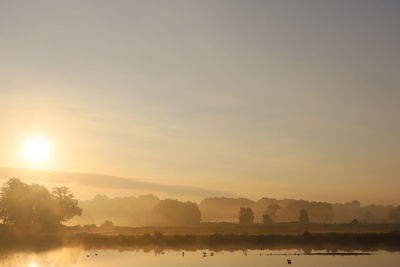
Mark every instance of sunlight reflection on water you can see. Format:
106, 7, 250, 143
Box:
0, 248, 399, 267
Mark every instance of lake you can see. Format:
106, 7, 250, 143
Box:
0, 248, 399, 267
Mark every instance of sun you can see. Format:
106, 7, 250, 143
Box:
22, 136, 52, 164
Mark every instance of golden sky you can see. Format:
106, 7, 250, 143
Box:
1, 1, 399, 204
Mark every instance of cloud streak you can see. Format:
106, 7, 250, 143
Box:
0, 167, 233, 200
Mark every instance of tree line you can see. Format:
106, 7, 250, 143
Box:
200, 197, 400, 224
239, 207, 310, 225
1, 178, 400, 229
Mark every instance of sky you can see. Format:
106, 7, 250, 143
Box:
0, 0, 399, 204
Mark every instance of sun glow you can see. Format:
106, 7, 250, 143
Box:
22, 136, 52, 164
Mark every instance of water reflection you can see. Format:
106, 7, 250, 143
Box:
0, 248, 399, 267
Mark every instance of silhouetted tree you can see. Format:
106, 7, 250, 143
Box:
351, 218, 359, 224
299, 209, 309, 223
262, 203, 280, 223
0, 178, 81, 229
52, 186, 82, 223
0, 178, 31, 225
239, 207, 254, 225
100, 220, 114, 231
153, 199, 201, 225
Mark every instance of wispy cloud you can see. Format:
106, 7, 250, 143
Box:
0, 167, 233, 201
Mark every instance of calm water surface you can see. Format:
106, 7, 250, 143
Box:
0, 248, 399, 267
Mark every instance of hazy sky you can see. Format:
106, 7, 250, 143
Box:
1, 1, 399, 204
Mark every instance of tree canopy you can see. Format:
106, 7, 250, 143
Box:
0, 178, 81, 229
299, 209, 310, 224
239, 207, 254, 225
153, 199, 201, 226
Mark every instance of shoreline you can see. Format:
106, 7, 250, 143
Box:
0, 232, 399, 252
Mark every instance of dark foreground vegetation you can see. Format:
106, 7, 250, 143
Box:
0, 230, 400, 252
60, 221, 400, 236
